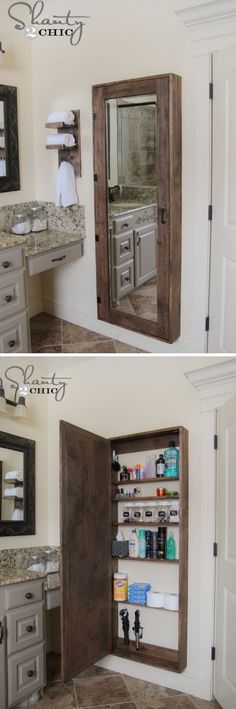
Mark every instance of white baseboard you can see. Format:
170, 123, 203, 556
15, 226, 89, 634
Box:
42, 298, 204, 353
96, 656, 212, 701
29, 297, 43, 318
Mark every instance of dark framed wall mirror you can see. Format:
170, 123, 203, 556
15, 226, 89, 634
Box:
93, 74, 182, 343
0, 431, 35, 536
0, 84, 20, 192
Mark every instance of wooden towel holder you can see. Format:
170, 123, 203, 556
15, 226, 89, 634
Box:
45, 109, 81, 177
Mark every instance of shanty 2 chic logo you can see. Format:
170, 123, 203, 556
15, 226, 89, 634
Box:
8, 1, 91, 46
3, 364, 71, 402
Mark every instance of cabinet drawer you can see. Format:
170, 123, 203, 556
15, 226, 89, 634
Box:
112, 213, 134, 234
0, 311, 29, 353
27, 241, 83, 276
5, 581, 43, 611
7, 602, 44, 655
113, 260, 134, 302
0, 246, 24, 275
0, 269, 26, 321
112, 232, 134, 267
8, 642, 45, 707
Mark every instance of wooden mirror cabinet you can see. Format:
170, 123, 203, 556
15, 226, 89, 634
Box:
93, 74, 182, 344
60, 422, 188, 681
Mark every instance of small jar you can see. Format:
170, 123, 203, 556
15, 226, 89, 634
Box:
11, 211, 31, 236
28, 204, 48, 232
144, 502, 155, 523
133, 504, 142, 523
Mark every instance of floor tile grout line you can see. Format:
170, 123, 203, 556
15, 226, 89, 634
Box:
74, 702, 135, 709
122, 675, 139, 709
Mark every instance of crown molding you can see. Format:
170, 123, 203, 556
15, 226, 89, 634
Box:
185, 359, 236, 409
175, 1, 236, 53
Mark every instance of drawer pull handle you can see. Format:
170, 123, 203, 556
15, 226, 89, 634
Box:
25, 592, 33, 600
51, 255, 66, 263
8, 340, 16, 349
121, 223, 129, 230
26, 625, 34, 633
27, 670, 34, 678
0, 621, 3, 644
2, 261, 10, 269
159, 207, 167, 224
5, 295, 13, 303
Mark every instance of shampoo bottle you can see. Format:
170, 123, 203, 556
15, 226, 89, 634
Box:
166, 531, 176, 560
139, 529, 146, 559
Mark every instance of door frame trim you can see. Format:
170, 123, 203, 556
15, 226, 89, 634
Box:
186, 358, 236, 699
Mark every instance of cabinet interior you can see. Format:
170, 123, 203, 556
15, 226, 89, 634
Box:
110, 427, 188, 673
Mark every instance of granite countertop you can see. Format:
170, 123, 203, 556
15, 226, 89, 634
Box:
108, 201, 156, 217
0, 567, 46, 587
0, 229, 84, 256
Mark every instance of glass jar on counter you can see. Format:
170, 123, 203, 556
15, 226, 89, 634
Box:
28, 204, 48, 232
42, 548, 59, 572
11, 211, 31, 235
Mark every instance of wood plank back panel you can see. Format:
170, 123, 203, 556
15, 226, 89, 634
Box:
60, 421, 111, 681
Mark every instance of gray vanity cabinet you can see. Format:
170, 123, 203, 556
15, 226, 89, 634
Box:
0, 579, 46, 708
134, 224, 157, 288
0, 245, 30, 353
0, 614, 7, 709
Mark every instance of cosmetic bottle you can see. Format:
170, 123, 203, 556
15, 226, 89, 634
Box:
129, 529, 139, 558
164, 441, 179, 478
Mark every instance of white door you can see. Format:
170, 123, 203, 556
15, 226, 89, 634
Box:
208, 43, 236, 353
215, 393, 236, 709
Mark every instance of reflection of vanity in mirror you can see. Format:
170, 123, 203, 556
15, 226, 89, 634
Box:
93, 74, 182, 343
0, 84, 20, 192
0, 431, 35, 535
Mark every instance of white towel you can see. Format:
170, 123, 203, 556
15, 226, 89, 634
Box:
47, 133, 75, 148
12, 509, 24, 521
47, 111, 75, 126
56, 161, 78, 208
4, 487, 23, 499
4, 471, 23, 482
0, 136, 5, 149
0, 159, 6, 177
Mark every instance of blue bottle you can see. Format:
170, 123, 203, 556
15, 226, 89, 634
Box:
164, 441, 179, 478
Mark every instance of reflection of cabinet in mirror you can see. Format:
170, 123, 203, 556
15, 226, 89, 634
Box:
93, 74, 182, 343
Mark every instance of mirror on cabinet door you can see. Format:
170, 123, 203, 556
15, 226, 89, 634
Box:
0, 431, 35, 536
93, 74, 182, 343
0, 85, 20, 192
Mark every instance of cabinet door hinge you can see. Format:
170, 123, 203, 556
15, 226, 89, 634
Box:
95, 234, 100, 242
93, 112, 97, 122
94, 174, 98, 182
214, 434, 218, 450
205, 316, 210, 332
213, 542, 218, 557
208, 205, 213, 221
97, 296, 101, 305
209, 83, 213, 100
211, 646, 216, 661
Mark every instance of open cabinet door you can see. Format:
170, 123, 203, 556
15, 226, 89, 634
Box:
60, 420, 111, 682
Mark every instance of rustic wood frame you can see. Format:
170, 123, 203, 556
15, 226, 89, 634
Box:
93, 74, 182, 343
0, 431, 35, 536
0, 85, 20, 193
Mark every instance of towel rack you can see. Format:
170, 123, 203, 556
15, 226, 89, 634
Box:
45, 109, 81, 177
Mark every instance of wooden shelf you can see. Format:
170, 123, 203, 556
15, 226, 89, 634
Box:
113, 495, 179, 502
113, 522, 179, 527
113, 639, 179, 672
113, 600, 178, 611
4, 497, 23, 502
4, 480, 23, 485
113, 556, 178, 563
45, 121, 67, 129
115, 477, 179, 485
46, 144, 77, 151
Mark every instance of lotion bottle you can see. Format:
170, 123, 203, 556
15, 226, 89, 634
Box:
129, 529, 139, 558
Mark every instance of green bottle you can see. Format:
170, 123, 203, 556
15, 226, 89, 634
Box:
166, 532, 176, 560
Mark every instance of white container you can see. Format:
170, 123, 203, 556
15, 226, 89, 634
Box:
164, 593, 179, 611
129, 529, 139, 557
147, 591, 165, 608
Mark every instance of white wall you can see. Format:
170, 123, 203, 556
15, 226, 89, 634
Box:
28, 0, 208, 352
0, 0, 35, 206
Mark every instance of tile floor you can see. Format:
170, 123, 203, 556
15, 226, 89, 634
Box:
30, 313, 145, 353
37, 664, 221, 709
114, 280, 157, 323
